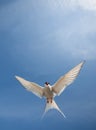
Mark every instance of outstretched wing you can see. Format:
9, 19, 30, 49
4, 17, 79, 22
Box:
15, 76, 44, 98
52, 61, 85, 96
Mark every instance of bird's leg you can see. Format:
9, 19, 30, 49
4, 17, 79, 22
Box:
51, 97, 52, 103
46, 98, 53, 103
47, 98, 49, 103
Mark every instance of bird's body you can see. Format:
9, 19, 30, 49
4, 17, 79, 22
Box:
43, 86, 53, 99
15, 61, 85, 118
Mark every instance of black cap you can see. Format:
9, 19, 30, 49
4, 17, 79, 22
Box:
45, 82, 50, 85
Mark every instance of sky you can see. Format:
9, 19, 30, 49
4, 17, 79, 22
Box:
0, 0, 96, 129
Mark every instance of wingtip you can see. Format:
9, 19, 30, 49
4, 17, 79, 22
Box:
79, 60, 86, 67
81, 60, 86, 67
83, 60, 86, 64
15, 75, 20, 80
15, 75, 18, 78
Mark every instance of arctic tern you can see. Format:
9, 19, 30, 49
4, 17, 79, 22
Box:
15, 61, 85, 118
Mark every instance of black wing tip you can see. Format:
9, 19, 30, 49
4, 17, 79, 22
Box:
82, 60, 86, 64
81, 60, 86, 67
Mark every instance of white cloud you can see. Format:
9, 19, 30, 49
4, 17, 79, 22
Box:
1, 0, 96, 62
44, 16, 96, 61
70, 43, 96, 60
48, 0, 96, 11
78, 0, 96, 10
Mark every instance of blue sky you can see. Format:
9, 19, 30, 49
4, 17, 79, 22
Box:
0, 0, 96, 129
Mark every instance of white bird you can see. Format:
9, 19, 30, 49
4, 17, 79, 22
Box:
15, 61, 85, 118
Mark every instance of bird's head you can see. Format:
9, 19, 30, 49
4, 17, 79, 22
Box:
44, 82, 50, 87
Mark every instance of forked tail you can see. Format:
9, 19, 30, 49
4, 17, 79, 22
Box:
42, 99, 66, 118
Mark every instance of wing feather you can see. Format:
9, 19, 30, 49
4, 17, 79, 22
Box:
52, 61, 85, 96
15, 76, 44, 98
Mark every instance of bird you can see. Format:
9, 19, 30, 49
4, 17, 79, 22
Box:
15, 61, 85, 118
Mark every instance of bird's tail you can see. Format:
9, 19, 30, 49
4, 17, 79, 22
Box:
42, 99, 66, 118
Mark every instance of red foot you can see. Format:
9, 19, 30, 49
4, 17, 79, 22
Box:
46, 98, 53, 103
